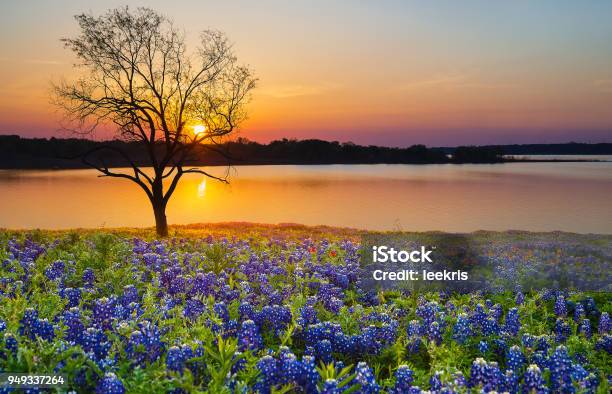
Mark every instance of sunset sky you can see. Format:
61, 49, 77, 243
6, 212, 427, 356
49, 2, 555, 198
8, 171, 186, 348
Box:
1, 0, 611, 146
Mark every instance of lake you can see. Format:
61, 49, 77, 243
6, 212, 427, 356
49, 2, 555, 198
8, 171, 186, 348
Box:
1, 161, 611, 233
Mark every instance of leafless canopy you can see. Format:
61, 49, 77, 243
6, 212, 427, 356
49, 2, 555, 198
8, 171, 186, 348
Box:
53, 7, 256, 235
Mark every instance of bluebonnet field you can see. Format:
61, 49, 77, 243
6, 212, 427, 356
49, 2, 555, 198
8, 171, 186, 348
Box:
0, 226, 610, 393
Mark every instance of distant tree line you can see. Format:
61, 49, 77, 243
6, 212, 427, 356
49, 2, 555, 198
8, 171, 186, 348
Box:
1, 135, 610, 169
434, 142, 612, 156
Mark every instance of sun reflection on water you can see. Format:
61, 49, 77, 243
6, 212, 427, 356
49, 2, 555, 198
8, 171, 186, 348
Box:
197, 178, 207, 198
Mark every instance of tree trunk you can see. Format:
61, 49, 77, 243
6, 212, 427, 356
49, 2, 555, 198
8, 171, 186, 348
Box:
153, 200, 168, 237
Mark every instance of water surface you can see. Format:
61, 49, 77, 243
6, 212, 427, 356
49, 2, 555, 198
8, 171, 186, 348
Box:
1, 162, 611, 233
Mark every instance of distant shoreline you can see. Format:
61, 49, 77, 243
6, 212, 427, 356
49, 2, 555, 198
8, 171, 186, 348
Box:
0, 158, 609, 171
1, 135, 610, 169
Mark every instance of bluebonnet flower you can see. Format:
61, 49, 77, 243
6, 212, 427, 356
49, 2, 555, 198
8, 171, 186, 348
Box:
429, 371, 442, 391
416, 301, 438, 326
213, 302, 230, 322
321, 379, 340, 394
554, 296, 567, 317
181, 344, 194, 364
522, 333, 536, 348
578, 319, 592, 339
121, 285, 138, 305
393, 365, 414, 392
470, 304, 488, 333
483, 361, 504, 392
168, 275, 187, 296
570, 363, 588, 383
238, 320, 263, 351
254, 355, 279, 393
595, 334, 611, 354
503, 369, 519, 394
3, 333, 18, 355
521, 364, 547, 394
428, 321, 442, 345
189, 344, 207, 378
506, 345, 525, 371
18, 307, 38, 339
35, 318, 55, 341
82, 327, 111, 361
492, 338, 508, 358
583, 373, 599, 393
95, 372, 125, 394
300, 355, 319, 393
582, 297, 598, 316
166, 346, 185, 374
45, 260, 65, 280
549, 345, 573, 393
479, 340, 489, 354
534, 335, 550, 353
483, 316, 500, 336
82, 268, 95, 286
258, 304, 292, 332
63, 287, 82, 308
126, 330, 146, 367
315, 339, 333, 363
190, 272, 216, 296
353, 362, 379, 394
554, 318, 571, 343
278, 348, 301, 384
407, 320, 423, 337
299, 305, 319, 325
0, 319, 5, 332
504, 307, 521, 336
468, 358, 488, 389
183, 298, 205, 319
92, 297, 114, 330
238, 301, 256, 321
573, 303, 585, 322
490, 304, 503, 321
138, 320, 164, 363
516, 291, 525, 305
452, 313, 472, 344
599, 312, 610, 334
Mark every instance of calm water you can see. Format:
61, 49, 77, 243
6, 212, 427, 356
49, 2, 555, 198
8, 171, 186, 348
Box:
1, 161, 611, 233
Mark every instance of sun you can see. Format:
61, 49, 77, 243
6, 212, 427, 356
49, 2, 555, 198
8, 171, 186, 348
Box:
193, 124, 206, 135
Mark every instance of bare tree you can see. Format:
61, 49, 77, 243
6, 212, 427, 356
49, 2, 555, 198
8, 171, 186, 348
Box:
53, 7, 256, 236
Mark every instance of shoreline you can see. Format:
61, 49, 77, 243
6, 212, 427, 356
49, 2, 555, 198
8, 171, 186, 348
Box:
2, 222, 611, 240
0, 157, 610, 171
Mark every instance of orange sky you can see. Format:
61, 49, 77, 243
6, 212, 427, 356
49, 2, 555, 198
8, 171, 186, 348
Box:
1, 1, 611, 146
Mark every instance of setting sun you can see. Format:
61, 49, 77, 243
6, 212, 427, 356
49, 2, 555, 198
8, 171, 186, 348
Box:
193, 124, 206, 135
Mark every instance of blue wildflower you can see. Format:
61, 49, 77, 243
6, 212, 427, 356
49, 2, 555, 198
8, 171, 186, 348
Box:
599, 312, 610, 335
506, 345, 525, 371
95, 372, 125, 394
353, 362, 379, 394
452, 313, 472, 344
554, 296, 567, 317
166, 346, 185, 374
238, 320, 263, 351
521, 364, 547, 394
393, 365, 414, 392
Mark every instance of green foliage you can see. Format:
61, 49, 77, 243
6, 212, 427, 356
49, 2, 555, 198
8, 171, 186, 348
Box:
316, 362, 360, 393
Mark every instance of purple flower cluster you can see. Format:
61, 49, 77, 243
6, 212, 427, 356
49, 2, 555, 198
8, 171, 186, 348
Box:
1, 235, 609, 393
